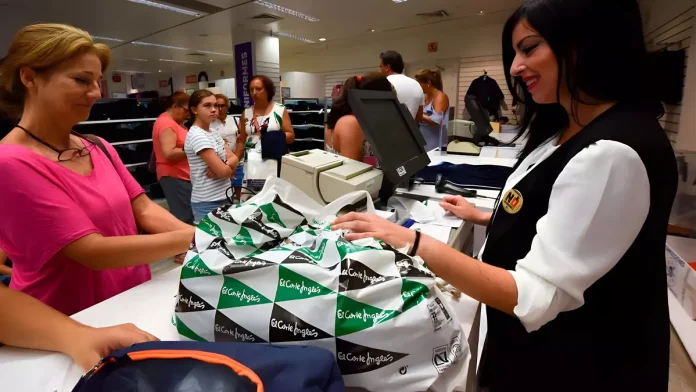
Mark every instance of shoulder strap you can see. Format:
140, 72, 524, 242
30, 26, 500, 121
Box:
75, 132, 115, 167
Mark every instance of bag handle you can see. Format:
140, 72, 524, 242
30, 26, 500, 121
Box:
322, 190, 376, 217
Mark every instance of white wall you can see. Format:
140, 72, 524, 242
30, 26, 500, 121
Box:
280, 72, 325, 99
281, 23, 505, 74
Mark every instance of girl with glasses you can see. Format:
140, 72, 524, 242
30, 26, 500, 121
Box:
211, 94, 245, 202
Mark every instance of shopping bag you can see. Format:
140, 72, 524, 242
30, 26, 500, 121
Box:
175, 177, 468, 392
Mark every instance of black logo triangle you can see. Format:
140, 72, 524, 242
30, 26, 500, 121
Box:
244, 209, 281, 241
394, 251, 435, 279
282, 251, 315, 265
214, 310, 266, 343
339, 259, 395, 292
212, 207, 238, 224
269, 304, 332, 342
207, 238, 235, 260
176, 282, 215, 313
273, 195, 304, 218
222, 256, 274, 274
335, 338, 409, 375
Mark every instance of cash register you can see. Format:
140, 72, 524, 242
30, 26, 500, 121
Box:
281, 89, 430, 204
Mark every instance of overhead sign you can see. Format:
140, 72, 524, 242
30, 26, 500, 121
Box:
427, 42, 438, 53
159, 80, 169, 88
186, 75, 197, 84
235, 42, 254, 108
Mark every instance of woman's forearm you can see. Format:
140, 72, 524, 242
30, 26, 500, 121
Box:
132, 195, 191, 233
0, 285, 85, 354
474, 211, 493, 226
163, 148, 187, 162
62, 229, 194, 270
416, 235, 518, 315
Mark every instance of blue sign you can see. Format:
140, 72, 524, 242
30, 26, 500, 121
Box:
234, 42, 253, 108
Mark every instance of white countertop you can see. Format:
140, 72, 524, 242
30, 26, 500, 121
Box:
666, 236, 696, 365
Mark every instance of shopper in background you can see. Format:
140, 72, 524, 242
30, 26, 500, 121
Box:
415, 69, 450, 151
184, 89, 239, 223
325, 73, 393, 165
0, 23, 195, 315
240, 75, 294, 148
0, 283, 158, 370
378, 50, 424, 122
211, 93, 245, 202
152, 91, 193, 225
334, 0, 675, 390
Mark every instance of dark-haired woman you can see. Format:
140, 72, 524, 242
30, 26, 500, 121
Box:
332, 1, 676, 390
325, 73, 393, 164
239, 75, 294, 153
152, 91, 193, 224
184, 89, 239, 223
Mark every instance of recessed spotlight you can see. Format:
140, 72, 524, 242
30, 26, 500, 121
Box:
253, 0, 319, 22
127, 0, 203, 17
371, 29, 376, 32
158, 70, 162, 72
319, 38, 326, 41
392, 0, 407, 3
210, 59, 213, 62
479, 10, 485, 15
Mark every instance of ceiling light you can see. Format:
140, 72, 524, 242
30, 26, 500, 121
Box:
159, 58, 202, 64
253, 0, 318, 22
126, 58, 148, 62
319, 38, 326, 41
210, 59, 213, 62
127, 0, 202, 17
114, 70, 152, 74
196, 50, 234, 57
158, 70, 162, 72
92, 35, 123, 42
479, 10, 485, 15
371, 29, 376, 32
274, 31, 316, 44
132, 41, 188, 50
392, 0, 407, 3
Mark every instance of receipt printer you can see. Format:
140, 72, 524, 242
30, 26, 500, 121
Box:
280, 149, 383, 204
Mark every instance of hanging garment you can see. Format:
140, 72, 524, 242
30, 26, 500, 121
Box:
466, 76, 505, 119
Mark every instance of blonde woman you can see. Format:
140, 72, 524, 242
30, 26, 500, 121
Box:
0, 24, 194, 316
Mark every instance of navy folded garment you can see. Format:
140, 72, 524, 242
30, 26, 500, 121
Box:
417, 162, 513, 190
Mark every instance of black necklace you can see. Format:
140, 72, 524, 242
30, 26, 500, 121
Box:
16, 125, 91, 162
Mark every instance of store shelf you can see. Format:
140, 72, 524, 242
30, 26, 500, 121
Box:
79, 118, 158, 125
294, 138, 324, 142
111, 138, 153, 146
287, 109, 330, 114
124, 162, 149, 168
293, 124, 324, 129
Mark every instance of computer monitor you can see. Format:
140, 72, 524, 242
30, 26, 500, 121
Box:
464, 94, 495, 145
347, 89, 430, 186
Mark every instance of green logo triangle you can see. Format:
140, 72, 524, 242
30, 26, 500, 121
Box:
275, 265, 334, 302
296, 238, 329, 261
291, 225, 305, 235
336, 240, 372, 260
199, 216, 223, 237
218, 276, 272, 309
401, 279, 429, 313
259, 204, 287, 228
233, 226, 255, 247
181, 255, 220, 279
175, 315, 206, 342
335, 294, 400, 336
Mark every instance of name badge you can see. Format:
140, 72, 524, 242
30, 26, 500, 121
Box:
502, 189, 523, 214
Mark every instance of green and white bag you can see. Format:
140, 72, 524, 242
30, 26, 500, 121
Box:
175, 177, 468, 392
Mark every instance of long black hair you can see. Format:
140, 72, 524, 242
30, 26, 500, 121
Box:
503, 0, 663, 159
326, 73, 393, 129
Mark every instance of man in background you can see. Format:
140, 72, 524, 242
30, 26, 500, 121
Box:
379, 50, 424, 123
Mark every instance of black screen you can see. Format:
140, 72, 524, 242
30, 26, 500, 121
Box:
353, 98, 423, 168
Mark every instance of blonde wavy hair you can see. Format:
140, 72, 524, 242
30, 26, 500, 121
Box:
0, 23, 111, 117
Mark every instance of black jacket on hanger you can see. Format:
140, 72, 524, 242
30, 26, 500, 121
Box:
466, 76, 505, 118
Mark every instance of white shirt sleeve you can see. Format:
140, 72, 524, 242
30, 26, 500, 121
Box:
509, 140, 650, 332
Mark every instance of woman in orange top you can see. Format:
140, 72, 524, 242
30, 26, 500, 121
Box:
152, 92, 193, 224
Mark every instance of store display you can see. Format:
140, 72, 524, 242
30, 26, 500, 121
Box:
666, 242, 696, 319
174, 178, 467, 392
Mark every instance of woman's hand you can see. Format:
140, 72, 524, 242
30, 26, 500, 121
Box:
440, 196, 480, 220
331, 213, 416, 250
66, 323, 159, 371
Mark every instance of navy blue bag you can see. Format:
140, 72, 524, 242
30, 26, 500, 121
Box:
72, 341, 345, 392
417, 162, 513, 190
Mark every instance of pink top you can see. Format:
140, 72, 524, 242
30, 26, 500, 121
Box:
0, 138, 151, 315
152, 112, 190, 181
